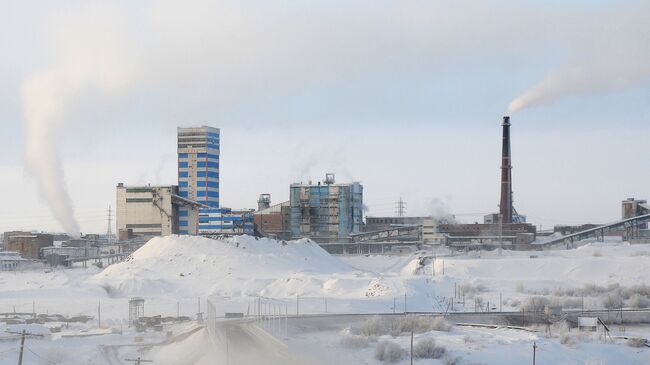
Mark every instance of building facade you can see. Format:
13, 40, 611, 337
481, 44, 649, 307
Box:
365, 216, 440, 244
253, 201, 291, 240
116, 184, 201, 239
289, 174, 363, 243
177, 126, 220, 234
4, 233, 53, 259
0, 251, 26, 271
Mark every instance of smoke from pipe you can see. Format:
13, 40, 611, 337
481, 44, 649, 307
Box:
20, 7, 131, 236
507, 63, 650, 114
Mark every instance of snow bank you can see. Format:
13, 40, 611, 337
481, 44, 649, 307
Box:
92, 235, 354, 298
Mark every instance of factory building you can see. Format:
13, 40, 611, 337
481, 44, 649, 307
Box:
253, 197, 291, 240
289, 174, 363, 243
198, 208, 254, 236
4, 232, 53, 260
116, 184, 202, 240
177, 126, 221, 234
365, 216, 441, 244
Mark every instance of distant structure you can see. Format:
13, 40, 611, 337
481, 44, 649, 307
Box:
622, 198, 650, 242
436, 116, 536, 248
257, 194, 271, 211
499, 116, 513, 224
4, 232, 53, 259
289, 173, 363, 243
129, 297, 145, 327
365, 216, 444, 244
0, 251, 27, 271
177, 126, 221, 234
116, 184, 203, 240
253, 200, 291, 240
395, 197, 407, 217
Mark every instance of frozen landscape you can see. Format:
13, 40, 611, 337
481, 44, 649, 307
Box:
1, 235, 649, 364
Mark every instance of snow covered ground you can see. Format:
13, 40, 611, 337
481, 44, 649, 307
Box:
0, 235, 648, 364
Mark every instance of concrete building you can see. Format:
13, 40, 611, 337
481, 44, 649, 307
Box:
4, 232, 53, 259
364, 216, 448, 245
116, 184, 202, 239
0, 251, 26, 271
289, 174, 363, 243
177, 126, 221, 234
253, 200, 291, 240
437, 223, 536, 247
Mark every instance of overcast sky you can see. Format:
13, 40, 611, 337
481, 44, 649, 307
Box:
1, 0, 649, 234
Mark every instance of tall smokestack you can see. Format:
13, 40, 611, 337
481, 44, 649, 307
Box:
499, 116, 513, 224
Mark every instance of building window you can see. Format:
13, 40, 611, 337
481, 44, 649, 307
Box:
179, 220, 188, 227
126, 198, 153, 203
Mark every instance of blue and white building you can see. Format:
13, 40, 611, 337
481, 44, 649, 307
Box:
177, 126, 254, 235
177, 126, 220, 234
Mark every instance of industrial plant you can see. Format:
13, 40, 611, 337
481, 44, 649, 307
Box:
3, 115, 650, 265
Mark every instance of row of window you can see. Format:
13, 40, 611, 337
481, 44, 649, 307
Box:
197, 161, 218, 168
197, 191, 219, 198
178, 131, 219, 138
178, 161, 220, 169
197, 171, 219, 178
197, 180, 218, 188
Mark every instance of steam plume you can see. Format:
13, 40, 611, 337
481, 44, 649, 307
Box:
507, 62, 650, 114
20, 7, 130, 236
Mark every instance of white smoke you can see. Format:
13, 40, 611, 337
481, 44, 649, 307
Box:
507, 5, 650, 114
427, 198, 456, 225
507, 63, 650, 114
20, 6, 131, 236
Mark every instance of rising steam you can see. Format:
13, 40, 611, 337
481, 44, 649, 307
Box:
20, 7, 130, 236
507, 62, 650, 114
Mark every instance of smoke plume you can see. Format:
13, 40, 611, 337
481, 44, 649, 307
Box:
20, 6, 131, 236
507, 63, 650, 114
427, 198, 456, 225
507, 5, 650, 114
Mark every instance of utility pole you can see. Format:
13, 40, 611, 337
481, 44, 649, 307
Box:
410, 329, 414, 365
125, 357, 153, 365
532, 342, 537, 365
18, 330, 26, 365
13, 329, 44, 365
500, 293, 502, 312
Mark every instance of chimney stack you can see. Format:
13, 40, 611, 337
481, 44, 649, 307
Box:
499, 116, 513, 224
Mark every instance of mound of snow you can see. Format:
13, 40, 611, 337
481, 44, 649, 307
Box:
91, 235, 354, 298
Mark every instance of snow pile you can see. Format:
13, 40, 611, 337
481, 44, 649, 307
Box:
92, 235, 354, 298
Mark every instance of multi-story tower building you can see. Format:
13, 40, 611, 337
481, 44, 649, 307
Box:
177, 126, 220, 234
289, 173, 363, 243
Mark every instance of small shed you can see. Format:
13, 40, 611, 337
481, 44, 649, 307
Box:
578, 317, 598, 332
0, 251, 27, 271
